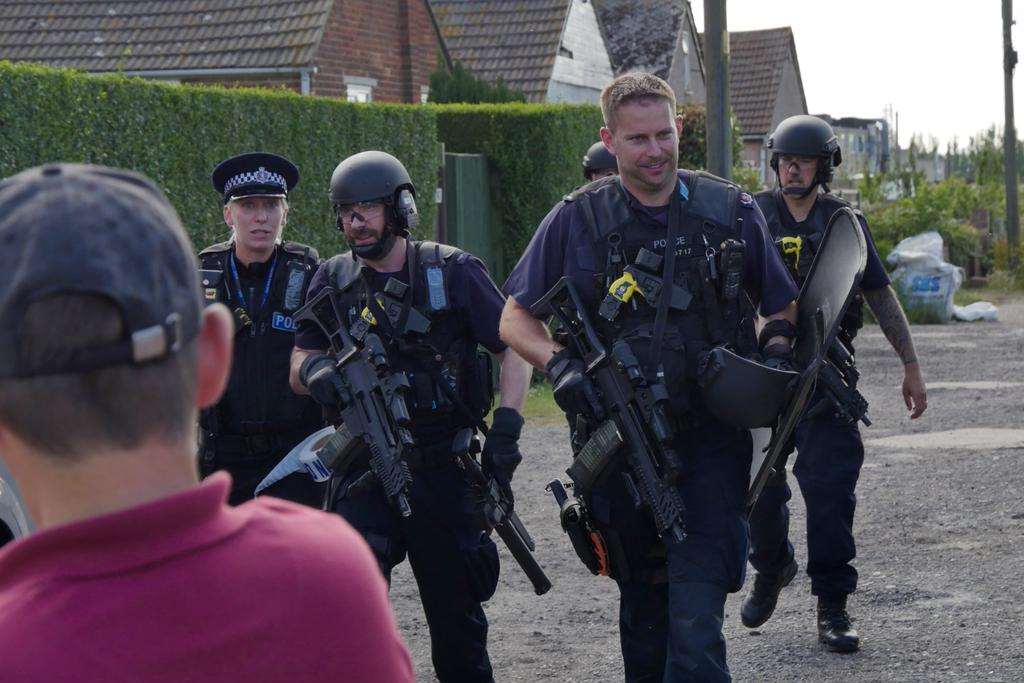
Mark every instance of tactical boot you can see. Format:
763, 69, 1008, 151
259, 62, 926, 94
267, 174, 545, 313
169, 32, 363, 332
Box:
817, 596, 860, 653
740, 558, 798, 628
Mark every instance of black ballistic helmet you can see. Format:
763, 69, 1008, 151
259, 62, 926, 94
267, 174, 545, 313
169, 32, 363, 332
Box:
767, 115, 842, 196
582, 141, 617, 180
329, 151, 418, 259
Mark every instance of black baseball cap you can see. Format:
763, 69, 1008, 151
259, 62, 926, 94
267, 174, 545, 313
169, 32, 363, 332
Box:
0, 163, 202, 379
211, 152, 299, 205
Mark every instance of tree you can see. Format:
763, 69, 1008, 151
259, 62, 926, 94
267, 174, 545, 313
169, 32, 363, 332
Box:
428, 62, 526, 104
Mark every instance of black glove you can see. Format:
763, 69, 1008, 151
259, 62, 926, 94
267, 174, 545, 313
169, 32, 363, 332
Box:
761, 342, 796, 372
546, 349, 602, 418
482, 407, 524, 502
299, 354, 346, 409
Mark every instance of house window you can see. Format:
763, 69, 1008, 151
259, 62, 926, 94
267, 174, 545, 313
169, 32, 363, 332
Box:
420, 85, 430, 104
343, 75, 378, 103
347, 84, 372, 103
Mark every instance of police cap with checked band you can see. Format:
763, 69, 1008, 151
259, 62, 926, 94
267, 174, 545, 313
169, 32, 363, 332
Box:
211, 152, 299, 205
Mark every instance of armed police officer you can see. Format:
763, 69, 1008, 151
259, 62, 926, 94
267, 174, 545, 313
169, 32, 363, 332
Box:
288, 151, 532, 683
198, 153, 324, 506
583, 140, 618, 182
741, 115, 928, 652
500, 73, 800, 682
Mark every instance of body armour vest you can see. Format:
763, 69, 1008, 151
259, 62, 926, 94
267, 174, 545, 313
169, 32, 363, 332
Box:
198, 241, 323, 438
566, 171, 753, 418
324, 241, 493, 445
755, 190, 864, 342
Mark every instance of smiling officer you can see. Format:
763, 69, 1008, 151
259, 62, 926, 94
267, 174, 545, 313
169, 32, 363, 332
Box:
198, 152, 324, 506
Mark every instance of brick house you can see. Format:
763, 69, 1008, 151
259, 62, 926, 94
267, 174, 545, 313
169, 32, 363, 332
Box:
0, 1, 451, 103
430, 0, 614, 104
722, 27, 808, 184
592, 0, 705, 105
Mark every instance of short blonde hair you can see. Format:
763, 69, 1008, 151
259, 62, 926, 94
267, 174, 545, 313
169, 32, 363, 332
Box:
600, 72, 677, 130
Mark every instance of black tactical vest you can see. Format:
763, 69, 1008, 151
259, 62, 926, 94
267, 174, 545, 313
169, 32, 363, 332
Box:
566, 172, 752, 416
198, 241, 323, 442
324, 241, 493, 445
756, 190, 865, 342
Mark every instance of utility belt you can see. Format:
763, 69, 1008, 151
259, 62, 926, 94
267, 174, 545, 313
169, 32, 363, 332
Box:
201, 427, 312, 462
403, 435, 463, 471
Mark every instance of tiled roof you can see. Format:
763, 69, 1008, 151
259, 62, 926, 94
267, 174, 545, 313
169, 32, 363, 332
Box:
430, 0, 571, 103
720, 27, 806, 136
592, 0, 682, 78
0, 1, 332, 72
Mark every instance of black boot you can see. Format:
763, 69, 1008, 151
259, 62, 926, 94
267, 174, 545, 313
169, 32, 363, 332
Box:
740, 558, 798, 628
817, 596, 860, 653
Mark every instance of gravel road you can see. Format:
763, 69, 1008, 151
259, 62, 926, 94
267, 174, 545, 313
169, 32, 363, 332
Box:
391, 298, 1024, 682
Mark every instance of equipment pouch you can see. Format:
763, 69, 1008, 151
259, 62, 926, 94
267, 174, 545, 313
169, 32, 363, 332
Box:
463, 533, 500, 602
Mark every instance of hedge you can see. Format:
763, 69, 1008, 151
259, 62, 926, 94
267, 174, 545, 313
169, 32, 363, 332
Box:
434, 103, 605, 278
0, 61, 441, 256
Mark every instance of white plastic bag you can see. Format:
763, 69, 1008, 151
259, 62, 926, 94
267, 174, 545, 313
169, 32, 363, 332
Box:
887, 232, 964, 323
952, 301, 999, 322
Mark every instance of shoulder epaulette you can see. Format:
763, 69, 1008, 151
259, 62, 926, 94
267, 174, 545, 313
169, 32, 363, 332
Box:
685, 170, 740, 227
198, 240, 232, 257
281, 240, 319, 259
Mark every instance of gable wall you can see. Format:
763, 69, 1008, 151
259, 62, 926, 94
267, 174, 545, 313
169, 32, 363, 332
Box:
313, 0, 441, 102
548, 0, 614, 103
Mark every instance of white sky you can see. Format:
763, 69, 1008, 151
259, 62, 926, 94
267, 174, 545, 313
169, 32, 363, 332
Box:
690, 0, 1017, 149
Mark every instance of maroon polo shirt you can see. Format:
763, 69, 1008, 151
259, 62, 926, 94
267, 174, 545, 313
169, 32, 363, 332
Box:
0, 473, 413, 683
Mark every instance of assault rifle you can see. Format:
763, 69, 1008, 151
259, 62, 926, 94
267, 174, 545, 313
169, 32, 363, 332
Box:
453, 428, 552, 595
293, 287, 415, 517
807, 338, 871, 426
534, 277, 687, 543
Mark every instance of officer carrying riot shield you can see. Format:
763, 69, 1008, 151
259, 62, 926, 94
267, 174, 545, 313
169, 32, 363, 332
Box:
742, 114, 928, 653
288, 151, 534, 683
500, 72, 805, 682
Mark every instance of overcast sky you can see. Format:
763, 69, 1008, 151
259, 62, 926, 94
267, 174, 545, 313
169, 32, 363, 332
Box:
690, 0, 1016, 149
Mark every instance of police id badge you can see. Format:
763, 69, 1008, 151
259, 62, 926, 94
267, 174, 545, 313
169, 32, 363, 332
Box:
199, 269, 223, 307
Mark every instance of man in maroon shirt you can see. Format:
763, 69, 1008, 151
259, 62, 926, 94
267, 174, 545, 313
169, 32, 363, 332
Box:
0, 163, 413, 683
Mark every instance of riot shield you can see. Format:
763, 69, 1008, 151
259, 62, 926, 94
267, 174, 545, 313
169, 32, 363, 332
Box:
699, 347, 799, 429
746, 207, 868, 510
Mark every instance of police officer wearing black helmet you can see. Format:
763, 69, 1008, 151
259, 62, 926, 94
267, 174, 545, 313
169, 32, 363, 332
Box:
502, 72, 800, 682
198, 152, 324, 506
289, 151, 532, 683
583, 140, 618, 182
742, 114, 928, 652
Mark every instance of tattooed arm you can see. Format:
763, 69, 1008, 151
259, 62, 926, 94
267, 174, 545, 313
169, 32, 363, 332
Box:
863, 285, 928, 418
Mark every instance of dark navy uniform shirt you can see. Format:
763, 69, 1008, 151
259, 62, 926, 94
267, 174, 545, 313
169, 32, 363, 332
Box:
504, 172, 799, 317
767, 189, 891, 291
295, 248, 508, 355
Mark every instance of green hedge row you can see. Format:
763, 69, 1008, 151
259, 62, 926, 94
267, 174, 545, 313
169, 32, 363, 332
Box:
434, 103, 605, 278
0, 61, 440, 256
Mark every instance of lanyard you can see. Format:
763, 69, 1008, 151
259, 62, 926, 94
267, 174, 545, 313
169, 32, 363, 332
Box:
229, 250, 278, 316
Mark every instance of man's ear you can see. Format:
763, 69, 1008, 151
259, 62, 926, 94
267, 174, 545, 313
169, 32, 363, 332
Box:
195, 304, 233, 409
675, 114, 684, 137
599, 127, 615, 157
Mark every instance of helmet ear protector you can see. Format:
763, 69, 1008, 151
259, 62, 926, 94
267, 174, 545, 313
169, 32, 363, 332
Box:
394, 187, 419, 234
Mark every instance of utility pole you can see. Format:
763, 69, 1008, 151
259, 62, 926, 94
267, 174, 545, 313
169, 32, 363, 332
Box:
1004, 0, 1020, 255
704, 0, 731, 179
